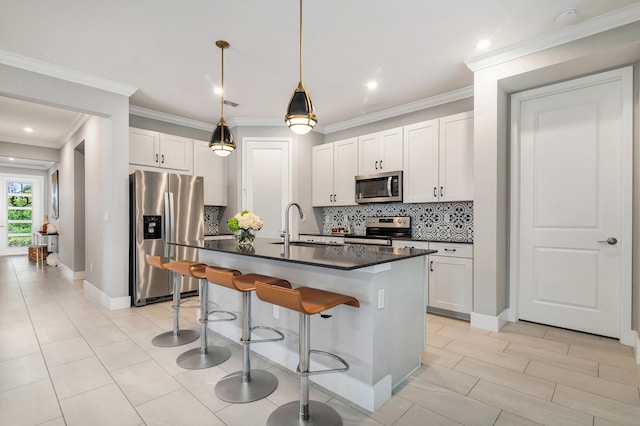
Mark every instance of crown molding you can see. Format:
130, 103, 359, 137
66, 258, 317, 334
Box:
130, 87, 473, 136
322, 86, 474, 134
60, 114, 91, 147
129, 105, 215, 131
0, 49, 137, 96
466, 3, 640, 72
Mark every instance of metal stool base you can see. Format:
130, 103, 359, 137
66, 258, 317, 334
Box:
267, 400, 342, 426
176, 346, 231, 369
152, 329, 200, 347
215, 369, 278, 403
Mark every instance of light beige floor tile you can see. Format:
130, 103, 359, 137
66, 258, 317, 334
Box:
593, 417, 623, 426
505, 342, 598, 376
68, 311, 112, 330
568, 345, 639, 371
0, 352, 49, 392
444, 340, 530, 372
369, 394, 413, 426
60, 302, 99, 316
413, 362, 479, 395
455, 357, 555, 401
437, 326, 510, 352
490, 329, 569, 354
174, 366, 232, 413
123, 324, 167, 351
79, 323, 129, 348
327, 398, 385, 425
37, 417, 67, 426
500, 321, 550, 338
0, 333, 40, 362
426, 332, 454, 349
469, 380, 593, 426
111, 359, 182, 405
526, 360, 640, 406
494, 410, 544, 426
394, 377, 500, 425
60, 383, 143, 426
598, 363, 640, 388
111, 314, 156, 333
422, 345, 464, 368
544, 329, 634, 357
41, 336, 94, 367
148, 345, 200, 376
30, 310, 71, 328
93, 339, 150, 371
426, 322, 444, 334
0, 320, 34, 341
553, 384, 640, 425
35, 322, 81, 344
0, 379, 62, 426
428, 315, 492, 335
136, 388, 225, 425
49, 356, 113, 399
393, 403, 462, 426
215, 392, 276, 426
264, 365, 332, 407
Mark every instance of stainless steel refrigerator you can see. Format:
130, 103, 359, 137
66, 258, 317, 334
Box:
129, 170, 204, 306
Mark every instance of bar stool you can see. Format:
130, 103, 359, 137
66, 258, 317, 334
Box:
146, 255, 200, 347
254, 282, 360, 426
206, 267, 292, 403
172, 261, 238, 369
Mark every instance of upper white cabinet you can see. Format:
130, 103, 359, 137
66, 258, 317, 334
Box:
129, 128, 193, 172
357, 127, 403, 175
193, 140, 227, 206
403, 112, 473, 203
312, 138, 358, 207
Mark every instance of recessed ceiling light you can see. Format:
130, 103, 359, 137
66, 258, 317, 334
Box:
476, 39, 491, 50
24, 127, 33, 133
214, 86, 223, 95
366, 80, 378, 90
8, 157, 15, 161
556, 8, 577, 25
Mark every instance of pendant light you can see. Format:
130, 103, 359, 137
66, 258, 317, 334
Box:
209, 40, 235, 157
285, 0, 317, 135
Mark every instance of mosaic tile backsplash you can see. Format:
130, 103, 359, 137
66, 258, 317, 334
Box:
323, 202, 473, 242
204, 206, 220, 235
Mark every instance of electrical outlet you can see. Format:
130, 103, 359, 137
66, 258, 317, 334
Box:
273, 305, 280, 319
90, 262, 93, 273
377, 289, 385, 309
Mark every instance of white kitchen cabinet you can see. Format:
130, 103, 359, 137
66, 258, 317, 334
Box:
428, 242, 473, 315
298, 234, 345, 245
193, 140, 227, 206
403, 112, 473, 203
357, 127, 403, 175
312, 138, 358, 207
129, 128, 193, 172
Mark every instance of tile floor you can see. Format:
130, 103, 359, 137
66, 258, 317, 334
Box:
1, 255, 639, 425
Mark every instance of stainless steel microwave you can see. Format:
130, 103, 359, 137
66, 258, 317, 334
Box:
355, 171, 403, 204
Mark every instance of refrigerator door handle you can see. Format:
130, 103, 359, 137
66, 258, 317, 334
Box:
163, 192, 175, 258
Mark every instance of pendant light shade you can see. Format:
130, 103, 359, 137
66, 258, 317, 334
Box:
285, 0, 316, 135
210, 40, 236, 156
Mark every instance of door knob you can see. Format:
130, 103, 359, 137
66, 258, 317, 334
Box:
597, 237, 618, 245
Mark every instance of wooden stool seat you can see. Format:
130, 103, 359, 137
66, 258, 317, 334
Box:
168, 259, 206, 277
253, 282, 359, 426
147, 256, 200, 347
254, 283, 359, 314
207, 269, 292, 404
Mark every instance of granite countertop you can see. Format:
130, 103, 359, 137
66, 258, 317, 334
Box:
172, 238, 435, 271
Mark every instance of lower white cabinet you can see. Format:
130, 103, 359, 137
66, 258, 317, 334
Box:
298, 234, 344, 245
428, 242, 473, 315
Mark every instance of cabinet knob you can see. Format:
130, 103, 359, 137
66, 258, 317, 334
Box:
155, 154, 159, 163
161, 154, 165, 164
380, 160, 383, 169
375, 160, 379, 169
430, 260, 434, 272
440, 186, 444, 197
433, 187, 437, 198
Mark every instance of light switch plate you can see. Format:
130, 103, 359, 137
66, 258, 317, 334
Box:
377, 289, 384, 309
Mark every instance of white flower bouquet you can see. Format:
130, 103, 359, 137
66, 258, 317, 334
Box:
227, 210, 263, 246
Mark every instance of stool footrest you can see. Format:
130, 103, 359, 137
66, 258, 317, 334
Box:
201, 310, 237, 324
297, 350, 349, 376
241, 326, 285, 345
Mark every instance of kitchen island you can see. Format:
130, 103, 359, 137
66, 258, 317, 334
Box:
172, 238, 434, 412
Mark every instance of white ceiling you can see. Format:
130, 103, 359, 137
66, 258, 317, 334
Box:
0, 0, 638, 166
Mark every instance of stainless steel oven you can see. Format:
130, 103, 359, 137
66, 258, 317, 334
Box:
355, 171, 402, 204
344, 216, 411, 246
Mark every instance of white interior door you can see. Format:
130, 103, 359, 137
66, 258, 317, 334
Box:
0, 174, 43, 255
242, 138, 291, 238
512, 67, 632, 339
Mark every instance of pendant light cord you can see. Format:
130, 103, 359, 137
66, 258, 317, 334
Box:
221, 44, 225, 119
299, 0, 303, 83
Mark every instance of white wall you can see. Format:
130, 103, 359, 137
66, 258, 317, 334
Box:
0, 63, 132, 303
472, 21, 640, 334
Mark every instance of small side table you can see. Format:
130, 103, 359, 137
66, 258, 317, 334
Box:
31, 232, 59, 266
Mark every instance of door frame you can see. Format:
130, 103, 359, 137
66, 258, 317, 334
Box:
508, 66, 634, 345
0, 173, 45, 255
241, 137, 293, 234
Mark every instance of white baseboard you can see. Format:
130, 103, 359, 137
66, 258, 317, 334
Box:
207, 319, 389, 412
83, 280, 130, 310
470, 309, 508, 332
58, 263, 85, 282
635, 331, 640, 365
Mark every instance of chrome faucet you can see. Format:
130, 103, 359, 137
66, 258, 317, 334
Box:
282, 202, 304, 248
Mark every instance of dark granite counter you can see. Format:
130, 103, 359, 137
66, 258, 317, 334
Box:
172, 238, 434, 271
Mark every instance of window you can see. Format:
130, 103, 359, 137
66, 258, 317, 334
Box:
6, 180, 34, 247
